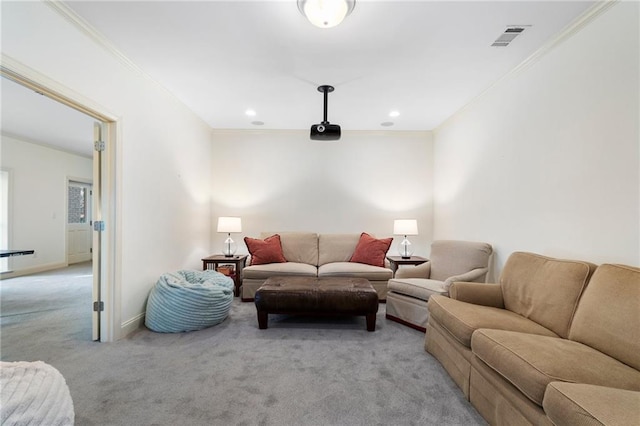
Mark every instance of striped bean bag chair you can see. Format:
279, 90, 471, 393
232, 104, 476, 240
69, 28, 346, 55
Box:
145, 270, 234, 333
1, 361, 74, 425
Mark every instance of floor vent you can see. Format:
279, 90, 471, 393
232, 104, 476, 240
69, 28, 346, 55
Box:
491, 26, 527, 47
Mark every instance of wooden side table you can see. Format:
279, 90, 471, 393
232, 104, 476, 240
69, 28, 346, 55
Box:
202, 254, 248, 297
386, 255, 429, 277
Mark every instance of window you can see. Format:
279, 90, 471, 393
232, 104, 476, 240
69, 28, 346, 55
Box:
68, 184, 88, 224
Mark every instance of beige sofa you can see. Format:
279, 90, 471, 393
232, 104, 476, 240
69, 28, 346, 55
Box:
426, 252, 640, 425
241, 232, 393, 301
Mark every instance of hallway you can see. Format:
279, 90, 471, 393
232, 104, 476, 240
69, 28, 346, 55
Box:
0, 262, 93, 361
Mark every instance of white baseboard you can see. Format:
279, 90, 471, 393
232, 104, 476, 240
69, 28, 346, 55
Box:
0, 261, 68, 279
120, 312, 146, 337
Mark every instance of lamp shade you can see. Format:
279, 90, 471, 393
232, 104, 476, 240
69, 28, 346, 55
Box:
393, 219, 418, 236
298, 0, 356, 29
217, 217, 242, 233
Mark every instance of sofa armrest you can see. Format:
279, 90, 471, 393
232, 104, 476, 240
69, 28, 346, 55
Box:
449, 282, 504, 308
444, 268, 489, 287
443, 267, 489, 289
543, 382, 640, 426
395, 261, 431, 279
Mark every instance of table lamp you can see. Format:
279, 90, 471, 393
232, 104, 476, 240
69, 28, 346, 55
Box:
393, 219, 418, 259
217, 217, 242, 257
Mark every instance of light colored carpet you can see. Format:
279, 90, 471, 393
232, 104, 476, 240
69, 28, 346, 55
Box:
1, 264, 485, 425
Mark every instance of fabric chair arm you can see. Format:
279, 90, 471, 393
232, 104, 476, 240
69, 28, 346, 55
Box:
442, 267, 489, 291
449, 282, 504, 308
395, 261, 431, 279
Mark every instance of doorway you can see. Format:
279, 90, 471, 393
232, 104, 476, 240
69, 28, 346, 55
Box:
1, 63, 117, 342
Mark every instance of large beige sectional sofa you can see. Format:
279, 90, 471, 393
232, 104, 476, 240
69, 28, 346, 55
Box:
426, 251, 640, 425
241, 232, 393, 301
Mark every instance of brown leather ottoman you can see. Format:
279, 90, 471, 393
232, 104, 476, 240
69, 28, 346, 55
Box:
254, 276, 379, 331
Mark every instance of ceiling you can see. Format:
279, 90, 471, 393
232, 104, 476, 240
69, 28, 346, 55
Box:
1, 76, 97, 158
2, 1, 596, 156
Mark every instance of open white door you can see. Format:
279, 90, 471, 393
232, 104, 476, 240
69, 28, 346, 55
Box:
92, 122, 104, 341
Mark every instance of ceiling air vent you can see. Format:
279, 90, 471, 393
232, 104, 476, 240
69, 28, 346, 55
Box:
491, 26, 527, 47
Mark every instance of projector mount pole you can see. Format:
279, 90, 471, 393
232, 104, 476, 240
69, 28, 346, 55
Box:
318, 85, 334, 125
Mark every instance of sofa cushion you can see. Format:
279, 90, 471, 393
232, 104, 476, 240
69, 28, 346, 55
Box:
243, 262, 318, 279
387, 278, 447, 301
569, 264, 640, 371
349, 232, 392, 267
261, 232, 318, 266
471, 329, 640, 407
543, 382, 640, 426
500, 252, 596, 339
429, 240, 493, 282
318, 234, 361, 266
428, 295, 558, 348
318, 262, 392, 281
245, 235, 287, 265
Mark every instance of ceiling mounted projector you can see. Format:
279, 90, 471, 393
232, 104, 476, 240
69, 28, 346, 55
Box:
310, 85, 341, 141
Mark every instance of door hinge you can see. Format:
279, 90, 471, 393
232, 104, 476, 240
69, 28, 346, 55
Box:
93, 301, 104, 312
94, 140, 106, 152
93, 221, 105, 231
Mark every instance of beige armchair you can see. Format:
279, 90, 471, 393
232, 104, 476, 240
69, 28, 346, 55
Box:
385, 240, 493, 331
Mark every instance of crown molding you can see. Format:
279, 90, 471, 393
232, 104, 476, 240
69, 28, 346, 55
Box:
211, 128, 432, 138
46, 1, 151, 81
45, 0, 209, 128
436, 0, 618, 134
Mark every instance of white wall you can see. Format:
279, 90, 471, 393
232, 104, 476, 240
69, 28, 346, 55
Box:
0, 135, 92, 274
1, 2, 213, 337
211, 130, 434, 257
433, 2, 640, 277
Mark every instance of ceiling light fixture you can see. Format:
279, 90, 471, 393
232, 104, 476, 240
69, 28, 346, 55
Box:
389, 110, 400, 117
298, 0, 356, 29
245, 109, 256, 116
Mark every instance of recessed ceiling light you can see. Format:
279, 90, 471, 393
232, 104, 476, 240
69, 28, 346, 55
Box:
245, 109, 256, 117
389, 111, 400, 118
381, 121, 394, 127
251, 121, 264, 126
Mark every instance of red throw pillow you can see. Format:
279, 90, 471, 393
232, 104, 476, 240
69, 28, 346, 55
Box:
244, 234, 287, 266
349, 232, 393, 267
